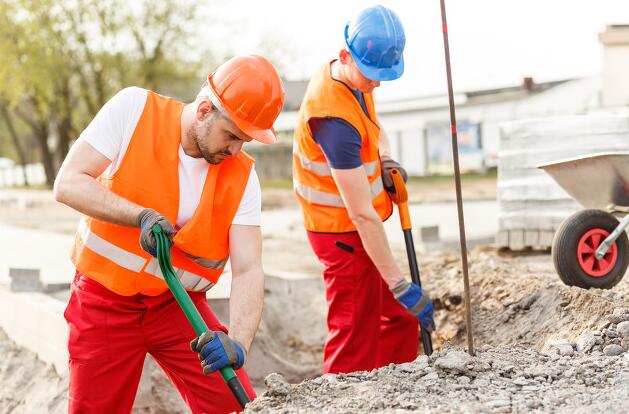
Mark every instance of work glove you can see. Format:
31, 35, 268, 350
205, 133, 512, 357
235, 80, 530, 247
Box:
391, 279, 436, 332
190, 331, 246, 375
380, 155, 408, 194
136, 208, 175, 257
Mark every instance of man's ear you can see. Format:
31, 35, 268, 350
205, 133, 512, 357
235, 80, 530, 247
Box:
339, 49, 352, 65
196, 99, 213, 122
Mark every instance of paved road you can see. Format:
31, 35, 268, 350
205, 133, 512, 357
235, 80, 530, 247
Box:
0, 200, 498, 286
262, 200, 498, 248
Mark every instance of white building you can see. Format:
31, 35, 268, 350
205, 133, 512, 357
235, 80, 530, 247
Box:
275, 76, 602, 177
274, 25, 629, 177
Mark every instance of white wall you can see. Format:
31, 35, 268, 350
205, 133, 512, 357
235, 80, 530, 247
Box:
273, 76, 606, 177
600, 25, 629, 108
602, 45, 629, 107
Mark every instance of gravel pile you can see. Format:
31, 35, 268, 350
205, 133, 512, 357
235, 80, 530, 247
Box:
546, 307, 629, 357
248, 343, 629, 414
245, 249, 629, 413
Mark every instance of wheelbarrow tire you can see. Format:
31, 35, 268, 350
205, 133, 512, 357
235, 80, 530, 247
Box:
552, 209, 628, 289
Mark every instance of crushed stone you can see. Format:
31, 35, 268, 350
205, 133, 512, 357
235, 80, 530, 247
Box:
248, 344, 629, 413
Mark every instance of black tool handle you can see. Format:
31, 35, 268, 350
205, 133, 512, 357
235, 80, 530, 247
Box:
227, 376, 251, 408
403, 229, 434, 355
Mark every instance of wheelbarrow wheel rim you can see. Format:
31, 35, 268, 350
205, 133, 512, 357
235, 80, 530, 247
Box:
577, 228, 618, 277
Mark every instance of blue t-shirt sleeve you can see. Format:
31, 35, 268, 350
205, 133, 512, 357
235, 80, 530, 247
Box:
308, 117, 362, 169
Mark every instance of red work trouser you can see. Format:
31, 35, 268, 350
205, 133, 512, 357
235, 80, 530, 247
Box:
307, 231, 419, 374
64, 271, 255, 414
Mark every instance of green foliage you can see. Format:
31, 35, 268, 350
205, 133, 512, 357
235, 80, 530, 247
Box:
0, 0, 216, 186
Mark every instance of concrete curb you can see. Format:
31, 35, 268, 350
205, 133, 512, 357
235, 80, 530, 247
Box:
0, 285, 68, 375
0, 268, 326, 386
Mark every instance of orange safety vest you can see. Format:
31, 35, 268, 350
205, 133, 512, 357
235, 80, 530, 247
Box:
293, 62, 392, 233
71, 91, 253, 296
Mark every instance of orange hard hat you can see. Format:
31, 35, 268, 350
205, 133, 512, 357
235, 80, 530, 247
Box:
207, 55, 285, 144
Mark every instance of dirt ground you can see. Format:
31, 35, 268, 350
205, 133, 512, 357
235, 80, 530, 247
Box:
2, 244, 627, 412
3, 176, 629, 413
245, 247, 629, 413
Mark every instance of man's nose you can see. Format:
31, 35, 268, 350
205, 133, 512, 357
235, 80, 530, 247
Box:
371, 80, 381, 88
229, 140, 244, 156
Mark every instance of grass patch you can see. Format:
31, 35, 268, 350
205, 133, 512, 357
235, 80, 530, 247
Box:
261, 168, 497, 189
1, 183, 51, 190
260, 178, 294, 189
407, 168, 497, 184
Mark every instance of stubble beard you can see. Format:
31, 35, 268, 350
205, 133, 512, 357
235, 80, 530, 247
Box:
189, 117, 230, 165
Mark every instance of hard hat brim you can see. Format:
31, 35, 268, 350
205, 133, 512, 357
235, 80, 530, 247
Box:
245, 128, 278, 144
353, 53, 405, 82
233, 118, 278, 144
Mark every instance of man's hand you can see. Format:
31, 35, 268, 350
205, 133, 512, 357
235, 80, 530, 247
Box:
380, 155, 407, 194
136, 208, 175, 257
190, 331, 246, 375
391, 279, 436, 332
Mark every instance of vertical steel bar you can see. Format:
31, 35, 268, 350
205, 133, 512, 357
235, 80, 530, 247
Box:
439, 0, 475, 355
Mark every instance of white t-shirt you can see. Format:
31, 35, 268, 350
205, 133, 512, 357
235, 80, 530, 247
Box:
79, 87, 261, 229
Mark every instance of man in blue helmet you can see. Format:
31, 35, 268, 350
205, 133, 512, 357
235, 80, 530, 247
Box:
293, 5, 435, 373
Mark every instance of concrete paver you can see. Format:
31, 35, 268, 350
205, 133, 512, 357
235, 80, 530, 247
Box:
0, 224, 75, 286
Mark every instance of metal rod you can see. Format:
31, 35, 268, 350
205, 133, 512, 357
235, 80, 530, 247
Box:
439, 0, 475, 356
595, 214, 629, 259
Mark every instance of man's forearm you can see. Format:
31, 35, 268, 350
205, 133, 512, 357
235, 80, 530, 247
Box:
228, 267, 264, 352
54, 172, 144, 227
353, 213, 404, 288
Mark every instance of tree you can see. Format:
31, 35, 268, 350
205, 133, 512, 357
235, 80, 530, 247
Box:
0, 0, 209, 187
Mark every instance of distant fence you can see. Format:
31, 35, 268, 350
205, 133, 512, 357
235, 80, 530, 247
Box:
246, 142, 292, 179
0, 164, 47, 187
0, 144, 296, 187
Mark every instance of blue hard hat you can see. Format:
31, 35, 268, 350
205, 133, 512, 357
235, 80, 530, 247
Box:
344, 5, 406, 81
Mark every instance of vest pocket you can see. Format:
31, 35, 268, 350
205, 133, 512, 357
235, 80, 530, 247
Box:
335, 241, 355, 253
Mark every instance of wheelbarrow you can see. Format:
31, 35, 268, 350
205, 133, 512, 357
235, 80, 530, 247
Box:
538, 152, 629, 289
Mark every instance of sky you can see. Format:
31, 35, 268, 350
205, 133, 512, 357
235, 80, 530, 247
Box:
204, 0, 629, 101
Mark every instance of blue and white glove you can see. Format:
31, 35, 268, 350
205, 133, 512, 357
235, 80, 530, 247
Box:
190, 331, 246, 375
391, 279, 436, 332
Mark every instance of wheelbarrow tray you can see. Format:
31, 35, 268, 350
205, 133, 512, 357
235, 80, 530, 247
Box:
538, 152, 629, 211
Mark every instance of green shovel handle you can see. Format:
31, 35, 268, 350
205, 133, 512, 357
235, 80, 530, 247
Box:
153, 225, 250, 408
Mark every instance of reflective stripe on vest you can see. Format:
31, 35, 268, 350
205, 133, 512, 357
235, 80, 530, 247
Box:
293, 150, 378, 177
144, 259, 215, 292
78, 220, 223, 293
295, 178, 384, 208
184, 252, 229, 270
78, 220, 146, 272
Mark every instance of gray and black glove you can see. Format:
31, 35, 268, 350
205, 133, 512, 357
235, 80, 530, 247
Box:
191, 331, 246, 375
381, 155, 408, 194
136, 208, 175, 257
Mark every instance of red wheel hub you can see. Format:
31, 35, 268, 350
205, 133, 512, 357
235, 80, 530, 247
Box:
577, 229, 618, 277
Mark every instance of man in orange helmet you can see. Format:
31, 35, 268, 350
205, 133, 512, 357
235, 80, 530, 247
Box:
54, 55, 285, 413
293, 6, 435, 374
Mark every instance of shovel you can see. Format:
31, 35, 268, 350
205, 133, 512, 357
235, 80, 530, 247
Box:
389, 169, 434, 355
153, 225, 251, 409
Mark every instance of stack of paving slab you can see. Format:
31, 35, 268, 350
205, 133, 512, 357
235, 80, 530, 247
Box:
497, 114, 629, 250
